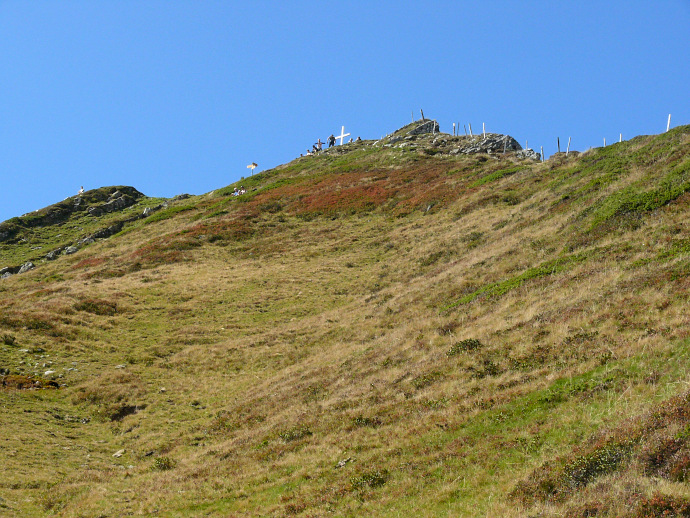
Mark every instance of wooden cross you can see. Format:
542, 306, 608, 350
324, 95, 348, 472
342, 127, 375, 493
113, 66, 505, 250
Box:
336, 126, 351, 145
247, 162, 257, 175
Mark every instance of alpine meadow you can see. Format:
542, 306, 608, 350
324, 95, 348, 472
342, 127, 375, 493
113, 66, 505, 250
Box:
1, 121, 690, 517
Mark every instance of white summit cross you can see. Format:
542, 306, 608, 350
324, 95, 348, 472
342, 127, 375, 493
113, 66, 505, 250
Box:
247, 162, 257, 175
336, 126, 351, 145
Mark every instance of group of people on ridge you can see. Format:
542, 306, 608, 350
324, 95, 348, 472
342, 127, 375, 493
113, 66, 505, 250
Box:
302, 135, 361, 157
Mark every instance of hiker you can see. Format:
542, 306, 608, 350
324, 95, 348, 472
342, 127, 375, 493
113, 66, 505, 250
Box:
327, 134, 336, 147
78, 186, 84, 195
316, 138, 323, 151
356, 136, 362, 142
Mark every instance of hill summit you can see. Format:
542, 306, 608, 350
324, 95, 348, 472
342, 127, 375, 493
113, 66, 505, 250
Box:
0, 121, 689, 516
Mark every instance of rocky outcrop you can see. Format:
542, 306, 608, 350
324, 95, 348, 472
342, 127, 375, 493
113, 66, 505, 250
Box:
377, 130, 541, 161
0, 262, 34, 279
450, 134, 522, 155
407, 120, 440, 136
0, 186, 145, 244
516, 148, 541, 161
89, 221, 124, 240
1, 198, 172, 280
87, 190, 139, 217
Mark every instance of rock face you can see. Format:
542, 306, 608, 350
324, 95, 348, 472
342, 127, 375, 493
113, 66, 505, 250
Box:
87, 190, 139, 217
454, 134, 522, 154
407, 120, 440, 136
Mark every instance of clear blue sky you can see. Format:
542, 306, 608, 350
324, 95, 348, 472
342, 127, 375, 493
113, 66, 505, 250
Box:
1, 1, 689, 223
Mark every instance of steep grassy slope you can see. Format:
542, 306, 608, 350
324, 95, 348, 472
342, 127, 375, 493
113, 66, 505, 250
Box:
1, 126, 689, 517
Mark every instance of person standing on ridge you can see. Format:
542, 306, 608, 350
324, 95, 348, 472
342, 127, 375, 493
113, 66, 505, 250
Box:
327, 134, 336, 147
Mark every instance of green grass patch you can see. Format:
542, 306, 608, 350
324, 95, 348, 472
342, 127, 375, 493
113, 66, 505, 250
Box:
443, 253, 588, 310
144, 204, 197, 224
470, 166, 526, 187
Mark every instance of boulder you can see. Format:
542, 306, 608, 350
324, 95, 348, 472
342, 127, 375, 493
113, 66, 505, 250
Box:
18, 262, 34, 274
516, 149, 541, 161
45, 248, 64, 261
407, 120, 440, 136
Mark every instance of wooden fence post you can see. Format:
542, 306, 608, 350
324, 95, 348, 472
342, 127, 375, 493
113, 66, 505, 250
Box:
557, 137, 560, 153
566, 137, 571, 156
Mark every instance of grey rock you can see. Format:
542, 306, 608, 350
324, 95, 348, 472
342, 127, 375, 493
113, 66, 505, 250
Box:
65, 246, 79, 255
407, 120, 440, 136
90, 222, 124, 240
1, 273, 12, 279
389, 136, 402, 144
335, 457, 352, 468
87, 191, 138, 217
18, 262, 35, 274
45, 248, 64, 261
455, 134, 522, 155
516, 148, 541, 161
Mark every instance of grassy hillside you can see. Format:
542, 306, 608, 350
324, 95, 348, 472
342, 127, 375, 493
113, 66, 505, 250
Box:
1, 125, 689, 517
